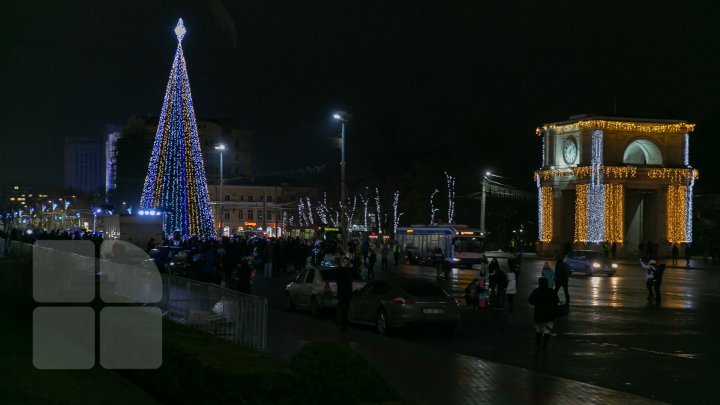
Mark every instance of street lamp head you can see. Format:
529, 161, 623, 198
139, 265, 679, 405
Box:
333, 113, 342, 120
485, 171, 492, 176
214, 144, 226, 151
333, 111, 349, 121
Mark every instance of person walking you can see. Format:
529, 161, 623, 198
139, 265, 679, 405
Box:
611, 242, 618, 260
671, 243, 679, 265
554, 255, 570, 304
528, 277, 560, 351
392, 241, 400, 266
541, 261, 555, 290
640, 259, 656, 302
367, 247, 377, 280
493, 267, 508, 310
380, 242, 389, 271
684, 244, 691, 267
433, 247, 444, 280
506, 268, 517, 313
653, 263, 666, 304
336, 256, 354, 332
488, 258, 500, 305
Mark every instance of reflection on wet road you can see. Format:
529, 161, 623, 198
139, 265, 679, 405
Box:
387, 258, 720, 403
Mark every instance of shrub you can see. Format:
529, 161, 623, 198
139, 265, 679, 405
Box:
127, 320, 299, 404
289, 341, 401, 404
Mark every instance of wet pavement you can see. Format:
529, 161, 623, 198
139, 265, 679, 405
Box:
255, 257, 720, 404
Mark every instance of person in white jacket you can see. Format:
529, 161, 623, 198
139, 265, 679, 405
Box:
640, 259, 656, 301
506, 269, 517, 312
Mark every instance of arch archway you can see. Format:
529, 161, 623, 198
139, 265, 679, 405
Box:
623, 139, 663, 165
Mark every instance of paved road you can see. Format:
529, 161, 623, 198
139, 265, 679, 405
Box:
258, 258, 720, 404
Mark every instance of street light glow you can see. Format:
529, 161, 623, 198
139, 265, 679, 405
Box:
214, 144, 226, 151
333, 113, 342, 120
485, 171, 491, 176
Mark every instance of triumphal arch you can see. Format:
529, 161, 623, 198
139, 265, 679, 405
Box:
535, 116, 698, 257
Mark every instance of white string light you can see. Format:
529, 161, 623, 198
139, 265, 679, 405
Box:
586, 130, 605, 243
683, 133, 690, 167
392, 191, 403, 235
445, 172, 456, 224
305, 197, 314, 225
429, 189, 439, 224
359, 188, 369, 231
375, 187, 382, 234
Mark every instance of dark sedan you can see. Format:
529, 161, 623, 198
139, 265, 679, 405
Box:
348, 278, 460, 336
564, 250, 618, 276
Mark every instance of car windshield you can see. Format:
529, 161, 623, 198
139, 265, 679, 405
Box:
400, 281, 446, 297
584, 252, 604, 260
452, 237, 483, 253
320, 268, 363, 282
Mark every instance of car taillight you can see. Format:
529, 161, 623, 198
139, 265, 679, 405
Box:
390, 297, 413, 305
324, 282, 332, 294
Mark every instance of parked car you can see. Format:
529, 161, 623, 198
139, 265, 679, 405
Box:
285, 266, 366, 316
564, 250, 617, 276
348, 278, 460, 336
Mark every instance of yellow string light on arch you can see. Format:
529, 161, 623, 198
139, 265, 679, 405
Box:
542, 120, 695, 135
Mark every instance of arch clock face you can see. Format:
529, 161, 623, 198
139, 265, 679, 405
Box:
563, 138, 577, 165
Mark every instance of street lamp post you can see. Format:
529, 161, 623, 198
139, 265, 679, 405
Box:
480, 173, 489, 235
333, 112, 349, 246
215, 144, 226, 237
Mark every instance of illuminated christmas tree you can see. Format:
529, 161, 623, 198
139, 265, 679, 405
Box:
140, 19, 214, 238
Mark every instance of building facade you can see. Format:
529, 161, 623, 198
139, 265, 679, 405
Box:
535, 116, 697, 258
64, 137, 104, 194
206, 180, 318, 237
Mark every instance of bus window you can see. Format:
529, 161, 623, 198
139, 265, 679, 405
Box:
452, 237, 484, 253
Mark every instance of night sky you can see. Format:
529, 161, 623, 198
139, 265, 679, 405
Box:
2, 1, 720, 193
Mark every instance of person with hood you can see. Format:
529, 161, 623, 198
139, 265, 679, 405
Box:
528, 277, 560, 350
541, 261, 555, 290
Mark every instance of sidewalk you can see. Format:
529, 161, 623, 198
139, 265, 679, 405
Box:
254, 274, 663, 405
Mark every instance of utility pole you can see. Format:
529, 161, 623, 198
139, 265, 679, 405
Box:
480, 175, 488, 234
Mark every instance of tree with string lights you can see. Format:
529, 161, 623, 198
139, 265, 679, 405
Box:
139, 19, 214, 238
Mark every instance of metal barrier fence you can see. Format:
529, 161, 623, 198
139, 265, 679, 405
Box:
159, 274, 268, 351
7, 241, 268, 352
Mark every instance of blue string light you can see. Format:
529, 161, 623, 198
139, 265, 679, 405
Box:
139, 19, 214, 238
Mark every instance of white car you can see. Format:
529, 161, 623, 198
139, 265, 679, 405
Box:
285, 266, 366, 316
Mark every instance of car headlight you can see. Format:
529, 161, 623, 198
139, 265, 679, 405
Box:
452, 258, 461, 262
592, 262, 601, 268
611, 263, 618, 269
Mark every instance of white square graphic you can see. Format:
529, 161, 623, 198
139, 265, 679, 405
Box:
100, 307, 162, 369
33, 240, 96, 303
33, 307, 95, 369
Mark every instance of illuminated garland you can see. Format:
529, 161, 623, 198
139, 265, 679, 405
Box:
535, 166, 637, 181
392, 191, 403, 235
574, 184, 588, 242
445, 172, 456, 224
539, 186, 553, 242
375, 187, 382, 234
647, 168, 699, 183
683, 133, 690, 166
306, 197, 314, 224
667, 185, 687, 243
542, 120, 694, 135
604, 184, 624, 243
686, 175, 694, 242
586, 131, 605, 243
359, 188, 369, 230
139, 19, 214, 238
429, 189, 439, 224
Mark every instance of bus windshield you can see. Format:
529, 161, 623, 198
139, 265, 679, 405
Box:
452, 237, 484, 253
